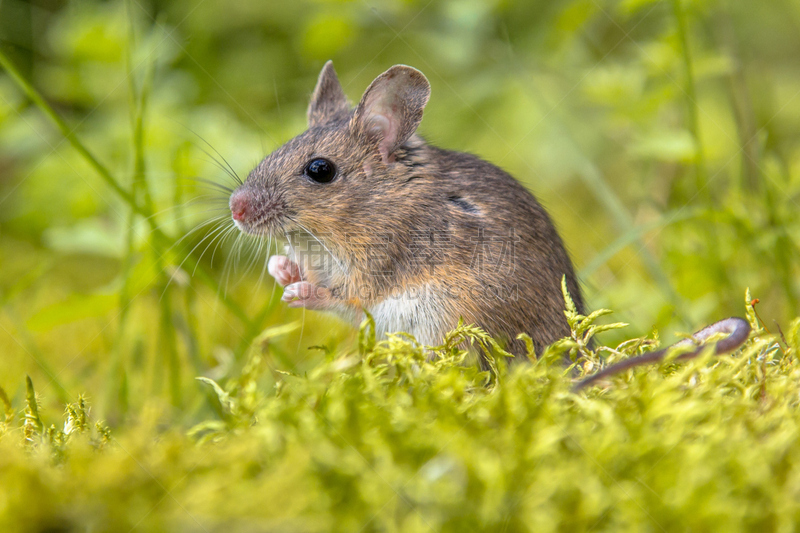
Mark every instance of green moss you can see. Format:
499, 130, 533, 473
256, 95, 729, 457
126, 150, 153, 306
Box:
0, 293, 796, 532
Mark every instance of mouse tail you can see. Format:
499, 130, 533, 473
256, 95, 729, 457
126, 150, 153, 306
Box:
572, 317, 752, 393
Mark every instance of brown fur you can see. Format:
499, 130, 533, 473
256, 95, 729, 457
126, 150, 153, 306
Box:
232, 61, 586, 365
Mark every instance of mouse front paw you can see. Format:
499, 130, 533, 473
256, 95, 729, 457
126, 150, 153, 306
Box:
282, 281, 336, 310
268, 255, 303, 287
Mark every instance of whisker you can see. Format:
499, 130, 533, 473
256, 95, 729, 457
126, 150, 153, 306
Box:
296, 299, 306, 357
167, 214, 231, 252
240, 234, 257, 276
186, 200, 230, 210
147, 216, 231, 290
280, 226, 307, 355
192, 222, 236, 276
159, 217, 231, 302
210, 224, 238, 269
197, 152, 240, 185
222, 231, 245, 296
246, 235, 264, 285
141, 196, 229, 225
286, 216, 347, 276
252, 236, 273, 303
248, 234, 267, 275
184, 128, 243, 186
195, 135, 243, 186
180, 176, 235, 194
163, 208, 230, 229
172, 121, 245, 187
167, 216, 229, 270
283, 228, 297, 265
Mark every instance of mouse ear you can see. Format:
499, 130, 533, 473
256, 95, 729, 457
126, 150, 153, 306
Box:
350, 65, 430, 164
307, 61, 350, 128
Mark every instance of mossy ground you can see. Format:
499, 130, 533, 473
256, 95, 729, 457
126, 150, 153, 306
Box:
3, 293, 799, 533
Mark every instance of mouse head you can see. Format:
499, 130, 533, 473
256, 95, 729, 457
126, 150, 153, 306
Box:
229, 61, 431, 243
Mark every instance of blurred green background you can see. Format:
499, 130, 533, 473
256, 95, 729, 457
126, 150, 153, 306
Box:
0, 0, 798, 420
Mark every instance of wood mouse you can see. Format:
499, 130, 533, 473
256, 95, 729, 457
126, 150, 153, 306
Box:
228, 61, 750, 380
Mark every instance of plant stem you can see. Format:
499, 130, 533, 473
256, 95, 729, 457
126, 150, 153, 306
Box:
671, 0, 729, 295
0, 50, 136, 207
672, 0, 708, 195
0, 48, 250, 326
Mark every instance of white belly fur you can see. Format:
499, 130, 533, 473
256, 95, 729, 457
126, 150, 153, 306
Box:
368, 283, 451, 347
285, 234, 452, 346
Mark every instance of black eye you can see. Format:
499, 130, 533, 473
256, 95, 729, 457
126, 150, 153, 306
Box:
304, 158, 337, 183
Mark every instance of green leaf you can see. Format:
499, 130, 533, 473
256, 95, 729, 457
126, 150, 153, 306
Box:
0, 384, 13, 428
629, 129, 697, 162
24, 376, 43, 441
359, 310, 376, 357
26, 293, 117, 332
196, 377, 236, 416
42, 219, 125, 258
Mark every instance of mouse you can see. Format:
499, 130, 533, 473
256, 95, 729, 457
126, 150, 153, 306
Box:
227, 61, 750, 380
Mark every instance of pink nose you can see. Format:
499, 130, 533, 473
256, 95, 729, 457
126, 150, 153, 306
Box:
230, 191, 250, 221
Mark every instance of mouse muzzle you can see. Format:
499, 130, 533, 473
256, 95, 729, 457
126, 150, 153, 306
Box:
229, 189, 250, 222
229, 186, 285, 235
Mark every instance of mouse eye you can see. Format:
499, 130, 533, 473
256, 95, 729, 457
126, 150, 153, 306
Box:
304, 158, 337, 183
